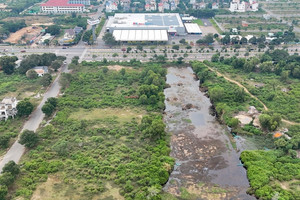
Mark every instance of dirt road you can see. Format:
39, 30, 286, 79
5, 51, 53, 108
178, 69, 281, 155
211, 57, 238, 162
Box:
204, 64, 300, 126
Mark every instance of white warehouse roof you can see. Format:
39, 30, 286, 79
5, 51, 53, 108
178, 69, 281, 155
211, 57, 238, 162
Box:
184, 23, 202, 34
113, 30, 168, 41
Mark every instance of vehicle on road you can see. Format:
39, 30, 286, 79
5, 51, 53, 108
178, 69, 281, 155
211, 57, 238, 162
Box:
20, 50, 26, 53
62, 47, 67, 49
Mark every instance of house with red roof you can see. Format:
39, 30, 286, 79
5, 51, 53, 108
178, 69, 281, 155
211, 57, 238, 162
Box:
41, 0, 85, 14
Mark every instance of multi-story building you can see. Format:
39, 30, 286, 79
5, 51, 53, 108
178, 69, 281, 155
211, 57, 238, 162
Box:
68, 0, 90, 5
229, 0, 258, 12
0, 97, 18, 121
41, 0, 84, 13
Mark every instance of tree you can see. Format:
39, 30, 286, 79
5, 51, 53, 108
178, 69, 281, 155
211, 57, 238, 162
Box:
0, 185, 8, 200
59, 73, 72, 89
46, 25, 60, 35
172, 45, 180, 50
139, 94, 148, 104
44, 39, 50, 46
2, 161, 20, 176
26, 69, 38, 79
51, 60, 62, 71
228, 118, 239, 128
102, 33, 117, 46
40, 73, 52, 87
179, 38, 186, 44
102, 67, 109, 73
209, 86, 224, 102
42, 103, 55, 117
221, 34, 230, 45
240, 37, 248, 45
0, 56, 18, 75
126, 47, 132, 53
17, 99, 34, 117
260, 61, 273, 73
249, 36, 257, 45
19, 130, 39, 148
177, 57, 184, 64
211, 54, 220, 62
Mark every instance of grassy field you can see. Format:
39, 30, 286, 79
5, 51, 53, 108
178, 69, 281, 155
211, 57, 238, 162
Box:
209, 19, 223, 34
192, 19, 204, 26
69, 107, 146, 123
7, 62, 174, 200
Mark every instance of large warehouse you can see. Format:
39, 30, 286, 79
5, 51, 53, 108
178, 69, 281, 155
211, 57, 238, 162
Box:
106, 13, 185, 42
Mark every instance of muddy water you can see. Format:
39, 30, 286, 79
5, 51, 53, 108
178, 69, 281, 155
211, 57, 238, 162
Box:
163, 67, 255, 200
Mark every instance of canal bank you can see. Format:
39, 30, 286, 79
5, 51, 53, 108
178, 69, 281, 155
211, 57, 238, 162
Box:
163, 67, 255, 200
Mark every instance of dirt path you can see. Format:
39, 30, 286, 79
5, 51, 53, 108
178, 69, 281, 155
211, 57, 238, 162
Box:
205, 64, 300, 126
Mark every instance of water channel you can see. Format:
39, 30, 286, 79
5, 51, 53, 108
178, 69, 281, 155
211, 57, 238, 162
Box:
163, 67, 255, 200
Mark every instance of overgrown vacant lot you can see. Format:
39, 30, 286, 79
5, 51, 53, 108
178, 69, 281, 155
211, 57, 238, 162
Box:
0, 72, 40, 100
0, 72, 41, 156
9, 62, 174, 200
204, 60, 300, 123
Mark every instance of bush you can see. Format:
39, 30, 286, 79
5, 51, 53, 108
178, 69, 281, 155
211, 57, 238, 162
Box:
19, 130, 39, 148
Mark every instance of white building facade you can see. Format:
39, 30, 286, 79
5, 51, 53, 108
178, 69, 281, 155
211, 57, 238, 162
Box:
41, 0, 84, 13
0, 97, 18, 121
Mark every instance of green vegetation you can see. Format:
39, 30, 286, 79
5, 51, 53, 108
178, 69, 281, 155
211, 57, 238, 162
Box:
6, 62, 174, 200
191, 61, 263, 127
16, 99, 34, 117
209, 50, 300, 122
192, 19, 204, 26
241, 150, 300, 200
209, 18, 222, 34
53, 14, 88, 30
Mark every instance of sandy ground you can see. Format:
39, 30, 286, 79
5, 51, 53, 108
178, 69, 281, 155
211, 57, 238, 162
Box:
4, 26, 42, 44
200, 26, 219, 36
107, 65, 131, 71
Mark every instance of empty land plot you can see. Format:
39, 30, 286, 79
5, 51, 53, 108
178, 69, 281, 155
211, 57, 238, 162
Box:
69, 108, 145, 123
4, 26, 42, 44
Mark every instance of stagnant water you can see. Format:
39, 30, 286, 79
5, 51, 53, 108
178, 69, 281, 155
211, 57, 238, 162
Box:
163, 67, 255, 200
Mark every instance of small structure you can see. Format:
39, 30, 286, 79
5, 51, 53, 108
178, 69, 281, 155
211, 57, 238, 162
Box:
184, 23, 202, 34
229, 0, 258, 12
273, 132, 282, 138
39, 33, 54, 45
212, 2, 219, 9
32, 66, 49, 77
0, 97, 18, 121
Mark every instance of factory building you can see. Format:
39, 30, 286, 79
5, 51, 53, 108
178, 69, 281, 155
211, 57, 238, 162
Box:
106, 13, 185, 42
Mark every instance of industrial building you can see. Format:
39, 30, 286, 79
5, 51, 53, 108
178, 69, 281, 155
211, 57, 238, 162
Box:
184, 23, 202, 34
106, 13, 185, 42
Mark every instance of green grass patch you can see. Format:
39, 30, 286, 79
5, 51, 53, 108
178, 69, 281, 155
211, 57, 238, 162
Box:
192, 19, 204, 26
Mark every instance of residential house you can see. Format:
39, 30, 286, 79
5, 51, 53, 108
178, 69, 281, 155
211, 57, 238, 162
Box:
106, 1, 118, 12
74, 26, 83, 34
0, 97, 18, 121
32, 66, 49, 77
163, 2, 170, 10
229, 0, 258, 12
158, 2, 164, 12
212, 2, 219, 9
145, 3, 151, 11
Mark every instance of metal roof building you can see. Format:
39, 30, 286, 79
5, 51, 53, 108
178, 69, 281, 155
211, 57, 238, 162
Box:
113, 30, 168, 42
184, 23, 202, 34
106, 13, 185, 42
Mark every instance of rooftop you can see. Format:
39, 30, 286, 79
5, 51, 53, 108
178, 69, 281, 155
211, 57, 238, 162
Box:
41, 0, 84, 7
107, 13, 184, 28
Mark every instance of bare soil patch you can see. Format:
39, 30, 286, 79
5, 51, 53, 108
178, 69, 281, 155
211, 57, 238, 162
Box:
107, 65, 132, 71
4, 26, 42, 44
